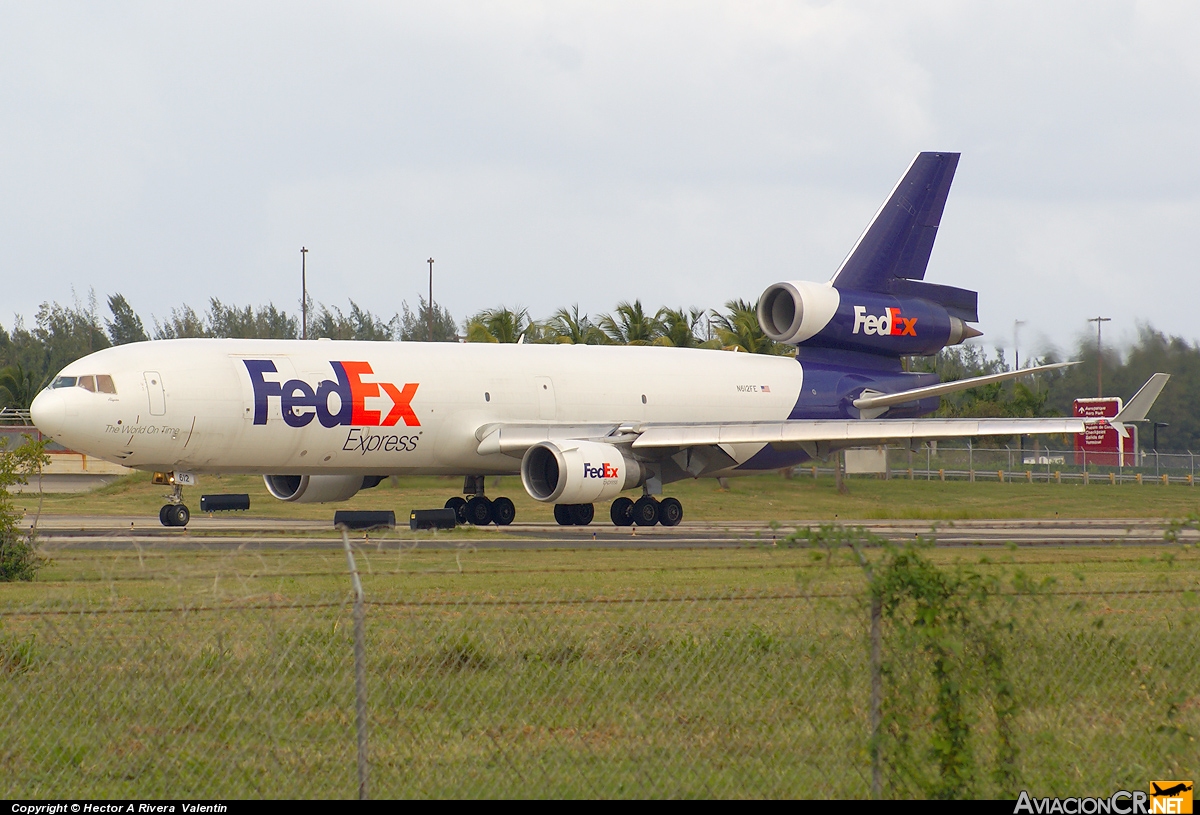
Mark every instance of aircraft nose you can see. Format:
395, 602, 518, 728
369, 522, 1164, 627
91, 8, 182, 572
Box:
30, 389, 63, 437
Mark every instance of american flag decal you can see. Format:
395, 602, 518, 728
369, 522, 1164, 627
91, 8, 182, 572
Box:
761, 385, 770, 393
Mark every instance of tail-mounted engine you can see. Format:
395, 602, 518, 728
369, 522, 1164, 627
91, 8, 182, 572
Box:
757, 280, 980, 357
521, 440, 642, 504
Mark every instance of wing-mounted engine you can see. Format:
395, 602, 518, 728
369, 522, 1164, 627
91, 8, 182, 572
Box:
263, 474, 385, 503
758, 281, 980, 357
521, 440, 643, 504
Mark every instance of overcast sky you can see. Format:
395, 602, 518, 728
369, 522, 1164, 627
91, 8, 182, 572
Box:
3, 1, 1198, 360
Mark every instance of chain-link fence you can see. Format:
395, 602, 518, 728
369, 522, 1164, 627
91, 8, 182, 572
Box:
800, 445, 1200, 485
2, 532, 1197, 798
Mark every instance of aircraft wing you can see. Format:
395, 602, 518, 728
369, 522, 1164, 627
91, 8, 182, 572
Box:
630, 416, 1088, 450
475, 374, 1171, 458
476, 373, 1170, 459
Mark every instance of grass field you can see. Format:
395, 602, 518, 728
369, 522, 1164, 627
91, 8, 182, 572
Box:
17, 469, 1200, 523
2, 540, 1198, 798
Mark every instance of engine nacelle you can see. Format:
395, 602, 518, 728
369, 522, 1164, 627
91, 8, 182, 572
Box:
758, 280, 979, 356
263, 474, 384, 504
521, 440, 642, 504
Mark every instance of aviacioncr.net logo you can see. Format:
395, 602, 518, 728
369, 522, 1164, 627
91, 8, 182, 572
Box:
244, 360, 419, 428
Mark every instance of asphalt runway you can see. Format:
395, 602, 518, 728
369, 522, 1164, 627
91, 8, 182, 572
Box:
23, 512, 1197, 550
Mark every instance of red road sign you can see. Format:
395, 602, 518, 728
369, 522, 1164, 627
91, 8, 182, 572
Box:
1074, 397, 1137, 466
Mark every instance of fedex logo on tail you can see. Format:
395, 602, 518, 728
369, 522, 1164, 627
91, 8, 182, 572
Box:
584, 462, 619, 480
852, 305, 917, 337
244, 360, 419, 428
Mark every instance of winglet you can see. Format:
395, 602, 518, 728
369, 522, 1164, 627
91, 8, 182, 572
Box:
1114, 373, 1170, 423
1107, 373, 1170, 437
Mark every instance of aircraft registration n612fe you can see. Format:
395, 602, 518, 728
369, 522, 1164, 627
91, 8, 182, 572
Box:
31, 152, 1169, 528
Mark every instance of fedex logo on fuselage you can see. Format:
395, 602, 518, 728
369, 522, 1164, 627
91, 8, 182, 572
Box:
584, 462, 619, 480
852, 305, 917, 337
244, 360, 419, 428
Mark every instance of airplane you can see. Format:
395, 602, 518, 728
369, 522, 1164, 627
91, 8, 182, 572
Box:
1152, 783, 1193, 798
29, 151, 1169, 528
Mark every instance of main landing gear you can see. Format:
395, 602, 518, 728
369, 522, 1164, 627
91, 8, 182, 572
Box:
445, 476, 516, 526
554, 496, 684, 527
159, 483, 190, 527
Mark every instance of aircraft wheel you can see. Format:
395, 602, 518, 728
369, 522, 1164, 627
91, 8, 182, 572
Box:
465, 495, 493, 525
553, 504, 573, 526
492, 497, 516, 526
568, 503, 594, 526
659, 497, 683, 527
167, 504, 190, 527
159, 505, 171, 526
633, 496, 660, 526
444, 496, 468, 525
610, 496, 635, 526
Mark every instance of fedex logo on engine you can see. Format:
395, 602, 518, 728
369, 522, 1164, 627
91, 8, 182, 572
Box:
584, 462, 619, 480
244, 360, 419, 428
852, 305, 917, 337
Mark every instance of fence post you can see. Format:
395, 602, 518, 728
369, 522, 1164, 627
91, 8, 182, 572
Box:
968, 439, 974, 483
870, 595, 882, 799
341, 529, 370, 801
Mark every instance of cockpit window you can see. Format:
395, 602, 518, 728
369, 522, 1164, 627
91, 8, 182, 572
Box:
48, 374, 118, 394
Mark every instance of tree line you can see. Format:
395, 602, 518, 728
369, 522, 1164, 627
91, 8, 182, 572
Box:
0, 292, 788, 409
1, 292, 1194, 451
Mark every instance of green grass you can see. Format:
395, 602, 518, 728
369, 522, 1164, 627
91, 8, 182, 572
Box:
17, 469, 1200, 523
1, 543, 1197, 797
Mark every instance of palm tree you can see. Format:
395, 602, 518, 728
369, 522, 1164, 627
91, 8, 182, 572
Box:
710, 298, 789, 355
542, 305, 608, 345
0, 363, 40, 411
464, 307, 536, 343
653, 306, 712, 348
597, 300, 660, 345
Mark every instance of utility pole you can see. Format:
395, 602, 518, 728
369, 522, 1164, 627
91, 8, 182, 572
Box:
1087, 316, 1111, 397
1013, 319, 1026, 370
301, 247, 309, 340
426, 258, 435, 342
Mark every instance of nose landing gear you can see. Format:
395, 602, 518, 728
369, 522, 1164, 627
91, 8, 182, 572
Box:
159, 483, 191, 527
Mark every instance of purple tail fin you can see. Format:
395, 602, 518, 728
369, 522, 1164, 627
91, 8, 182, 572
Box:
831, 152, 976, 322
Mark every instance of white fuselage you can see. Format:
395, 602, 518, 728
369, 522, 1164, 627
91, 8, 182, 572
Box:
31, 339, 806, 477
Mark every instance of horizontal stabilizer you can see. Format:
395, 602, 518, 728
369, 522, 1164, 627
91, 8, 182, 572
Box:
852, 361, 1078, 418
887, 278, 979, 323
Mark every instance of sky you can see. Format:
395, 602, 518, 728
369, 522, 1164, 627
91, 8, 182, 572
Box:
3, 1, 1199, 361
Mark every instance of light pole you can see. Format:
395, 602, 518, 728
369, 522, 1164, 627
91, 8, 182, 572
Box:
301, 247, 308, 340
1087, 316, 1111, 397
426, 257, 435, 342
1013, 319, 1026, 370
